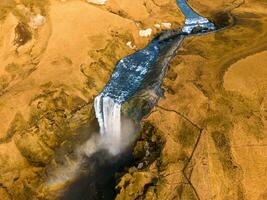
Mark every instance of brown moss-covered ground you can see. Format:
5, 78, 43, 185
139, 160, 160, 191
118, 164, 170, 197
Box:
115, 0, 267, 199
0, 0, 266, 199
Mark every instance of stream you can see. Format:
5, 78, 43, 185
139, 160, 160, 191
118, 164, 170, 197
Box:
61, 0, 216, 199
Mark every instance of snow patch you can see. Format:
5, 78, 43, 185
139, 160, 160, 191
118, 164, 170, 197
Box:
29, 14, 46, 29
126, 41, 136, 49
154, 24, 161, 29
162, 22, 172, 29
87, 0, 107, 5
139, 28, 152, 37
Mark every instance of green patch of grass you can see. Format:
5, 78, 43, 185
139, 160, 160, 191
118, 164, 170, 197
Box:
176, 184, 184, 199
63, 57, 73, 65
86, 77, 96, 89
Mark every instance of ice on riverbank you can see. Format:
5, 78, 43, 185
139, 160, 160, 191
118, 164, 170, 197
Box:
126, 41, 136, 49
139, 28, 152, 37
87, 0, 107, 5
154, 24, 161, 29
162, 22, 172, 29
29, 14, 46, 29
154, 22, 172, 29
182, 17, 215, 33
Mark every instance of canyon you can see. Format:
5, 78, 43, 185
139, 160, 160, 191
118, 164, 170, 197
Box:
0, 0, 266, 199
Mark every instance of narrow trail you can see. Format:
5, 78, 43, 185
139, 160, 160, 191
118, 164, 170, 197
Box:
152, 1, 247, 198
156, 105, 203, 200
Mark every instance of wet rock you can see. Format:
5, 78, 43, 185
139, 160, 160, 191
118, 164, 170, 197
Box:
137, 162, 143, 169
14, 23, 32, 46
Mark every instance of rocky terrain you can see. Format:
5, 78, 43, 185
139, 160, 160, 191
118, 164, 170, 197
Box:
0, 0, 266, 199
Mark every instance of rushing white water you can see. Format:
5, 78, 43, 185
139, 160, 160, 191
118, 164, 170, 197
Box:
94, 40, 160, 154
94, 95, 122, 154
177, 0, 215, 33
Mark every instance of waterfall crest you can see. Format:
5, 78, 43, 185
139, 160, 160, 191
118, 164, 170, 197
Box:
93, 40, 161, 155
94, 95, 122, 155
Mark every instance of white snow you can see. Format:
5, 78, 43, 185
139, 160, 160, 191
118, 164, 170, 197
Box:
139, 28, 152, 37
87, 0, 107, 5
126, 41, 136, 49
162, 22, 172, 29
29, 14, 46, 29
154, 24, 161, 29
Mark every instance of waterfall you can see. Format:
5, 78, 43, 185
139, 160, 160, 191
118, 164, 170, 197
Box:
93, 40, 161, 155
92, 0, 216, 155
94, 95, 122, 155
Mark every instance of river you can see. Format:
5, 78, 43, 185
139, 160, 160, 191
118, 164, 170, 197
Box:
61, 0, 216, 199
94, 0, 215, 155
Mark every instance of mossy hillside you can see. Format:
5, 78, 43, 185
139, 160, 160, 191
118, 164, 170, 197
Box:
116, 171, 156, 200
20, 0, 49, 15
81, 30, 134, 94
183, 12, 266, 96
0, 0, 49, 22
12, 83, 94, 165
0, 112, 27, 144
0, 0, 15, 21
0, 83, 95, 199
5, 63, 20, 74
122, 91, 157, 122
